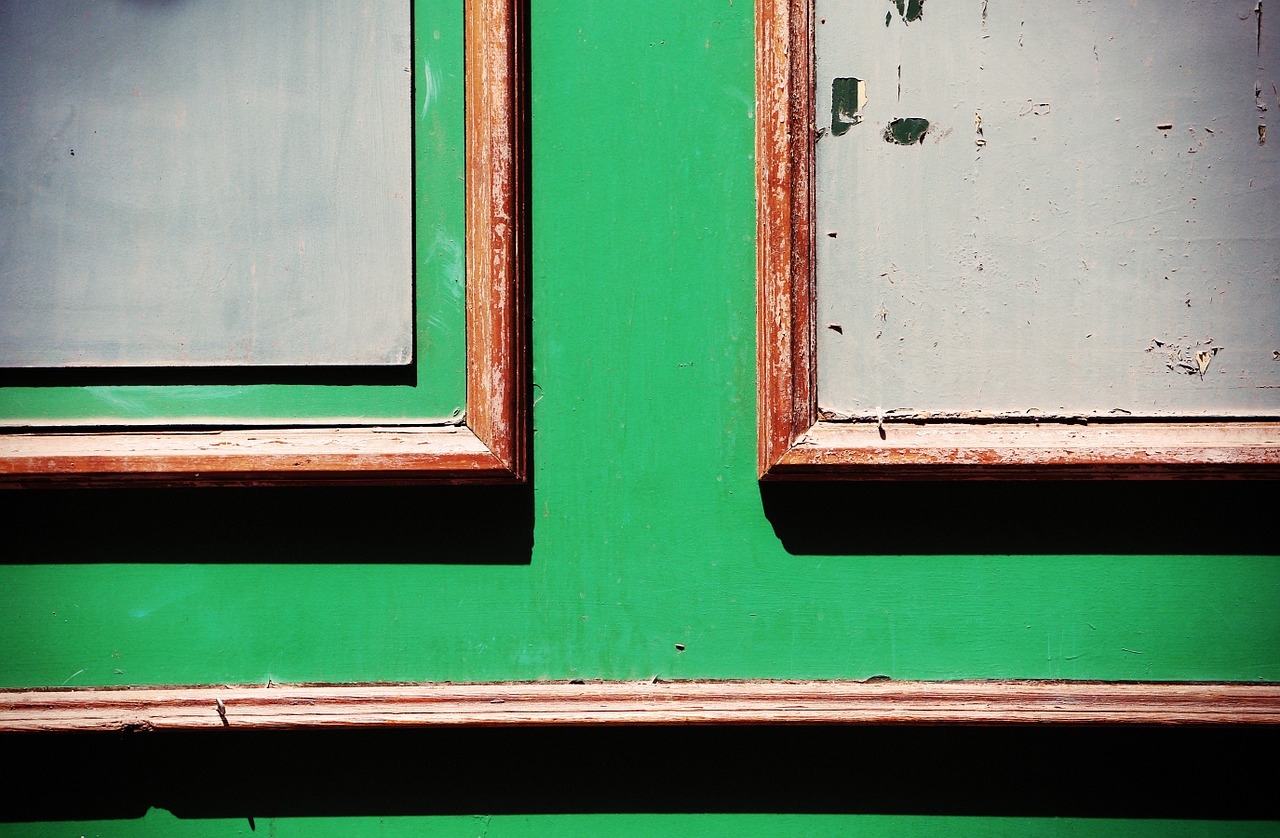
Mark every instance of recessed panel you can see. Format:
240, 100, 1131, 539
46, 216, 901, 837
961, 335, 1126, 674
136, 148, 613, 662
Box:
0, 1, 412, 367
816, 1, 1279, 418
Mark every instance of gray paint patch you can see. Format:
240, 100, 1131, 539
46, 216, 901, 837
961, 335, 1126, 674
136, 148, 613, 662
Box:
815, 0, 1280, 418
0, 1, 413, 367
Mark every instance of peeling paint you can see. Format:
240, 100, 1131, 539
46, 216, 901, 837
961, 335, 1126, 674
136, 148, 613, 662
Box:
889, 0, 924, 25
815, 0, 1280, 417
831, 78, 867, 136
1148, 339, 1223, 378
883, 117, 930, 145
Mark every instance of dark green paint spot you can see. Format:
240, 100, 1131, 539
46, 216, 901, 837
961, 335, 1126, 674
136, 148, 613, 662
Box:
831, 78, 866, 137
889, 0, 924, 24
886, 10, 893, 26
884, 117, 930, 145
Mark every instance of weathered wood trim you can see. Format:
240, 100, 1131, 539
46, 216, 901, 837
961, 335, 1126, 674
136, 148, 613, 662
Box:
0, 426, 512, 487
466, 0, 528, 481
756, 0, 816, 479
4, 681, 1279, 732
770, 420, 1280, 479
755, 0, 1280, 479
0, 4, 527, 487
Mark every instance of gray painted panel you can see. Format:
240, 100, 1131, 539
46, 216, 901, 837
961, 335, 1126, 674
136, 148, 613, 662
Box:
816, 0, 1279, 418
0, 0, 412, 367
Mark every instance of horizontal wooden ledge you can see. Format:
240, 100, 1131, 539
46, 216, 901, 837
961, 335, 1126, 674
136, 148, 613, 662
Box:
3, 680, 1279, 732
0, 425, 519, 487
767, 420, 1280, 479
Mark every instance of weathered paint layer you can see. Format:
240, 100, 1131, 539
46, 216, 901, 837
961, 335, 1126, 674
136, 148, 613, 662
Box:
816, 0, 1280, 418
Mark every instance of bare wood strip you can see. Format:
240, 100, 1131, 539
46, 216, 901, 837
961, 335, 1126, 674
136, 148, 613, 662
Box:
3, 681, 1279, 732
466, 0, 527, 481
0, 427, 513, 487
756, 0, 816, 477
768, 421, 1280, 479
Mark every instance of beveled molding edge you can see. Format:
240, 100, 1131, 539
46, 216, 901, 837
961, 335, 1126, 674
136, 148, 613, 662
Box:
0, 0, 527, 488
766, 420, 1280, 480
3, 680, 1279, 732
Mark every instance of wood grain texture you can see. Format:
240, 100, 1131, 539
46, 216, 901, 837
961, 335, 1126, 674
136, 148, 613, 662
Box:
756, 0, 1280, 480
0, 3, 527, 487
772, 420, 1280, 479
4, 680, 1279, 732
756, 0, 816, 478
466, 0, 528, 481
0, 426, 511, 487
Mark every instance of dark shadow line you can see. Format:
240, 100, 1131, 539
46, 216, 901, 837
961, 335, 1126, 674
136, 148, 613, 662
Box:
761, 480, 1279, 556
3, 484, 533, 565
3, 725, 1277, 821
0, 364, 416, 388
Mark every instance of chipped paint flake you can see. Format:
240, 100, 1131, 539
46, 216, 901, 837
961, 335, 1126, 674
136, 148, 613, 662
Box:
889, 0, 924, 24
883, 117, 930, 145
831, 78, 868, 136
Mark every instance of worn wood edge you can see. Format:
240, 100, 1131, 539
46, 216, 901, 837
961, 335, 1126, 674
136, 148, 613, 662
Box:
0, 426, 516, 487
763, 420, 1280, 479
465, 0, 528, 482
3, 680, 1279, 732
756, 0, 816, 479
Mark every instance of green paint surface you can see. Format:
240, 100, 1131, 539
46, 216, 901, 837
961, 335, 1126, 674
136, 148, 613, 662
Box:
4, 811, 1279, 837
1, 0, 1277, 691
0, 0, 465, 424
2, 0, 1279, 832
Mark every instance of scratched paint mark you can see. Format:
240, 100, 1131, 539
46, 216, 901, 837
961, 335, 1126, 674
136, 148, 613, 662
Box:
1257, 1, 1264, 57
421, 59, 438, 119
831, 78, 867, 136
883, 117, 930, 145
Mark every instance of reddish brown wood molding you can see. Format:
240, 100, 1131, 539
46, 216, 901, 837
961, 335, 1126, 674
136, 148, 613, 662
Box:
757, 0, 817, 479
755, 0, 1280, 480
4, 680, 1279, 732
466, 0, 527, 482
0, 4, 526, 488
